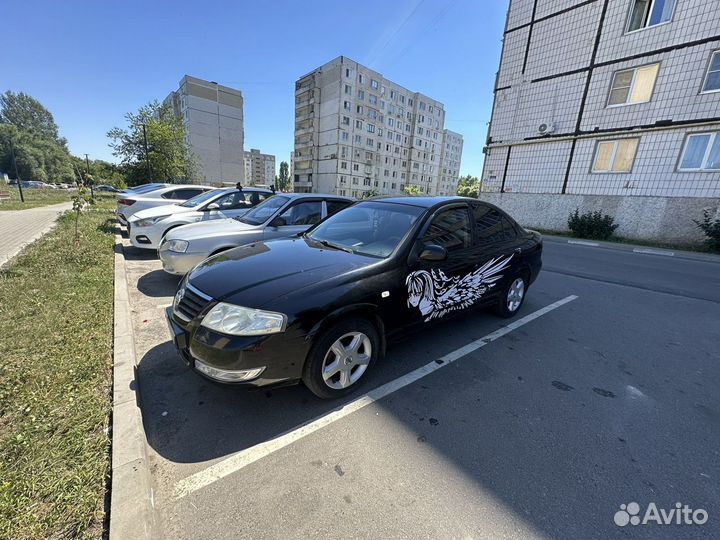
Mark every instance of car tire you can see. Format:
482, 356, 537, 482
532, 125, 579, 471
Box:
494, 272, 528, 318
302, 318, 379, 399
160, 225, 183, 245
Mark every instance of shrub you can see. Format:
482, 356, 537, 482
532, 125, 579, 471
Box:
694, 209, 720, 252
567, 208, 618, 240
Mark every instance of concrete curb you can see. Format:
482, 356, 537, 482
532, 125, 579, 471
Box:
109, 224, 157, 539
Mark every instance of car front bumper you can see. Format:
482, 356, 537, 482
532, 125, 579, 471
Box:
158, 249, 208, 276
129, 224, 163, 249
165, 307, 308, 387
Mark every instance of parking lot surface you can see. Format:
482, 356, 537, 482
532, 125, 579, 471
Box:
120, 231, 720, 539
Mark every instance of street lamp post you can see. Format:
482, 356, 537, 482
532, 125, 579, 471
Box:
9, 139, 25, 203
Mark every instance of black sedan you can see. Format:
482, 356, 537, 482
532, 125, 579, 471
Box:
166, 196, 542, 399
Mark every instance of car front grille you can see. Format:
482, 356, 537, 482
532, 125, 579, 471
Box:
175, 283, 213, 322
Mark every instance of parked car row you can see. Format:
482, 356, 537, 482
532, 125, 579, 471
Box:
119, 184, 543, 399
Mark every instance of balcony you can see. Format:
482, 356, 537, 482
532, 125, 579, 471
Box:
295, 124, 314, 136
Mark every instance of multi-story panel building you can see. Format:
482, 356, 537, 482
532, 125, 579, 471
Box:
481, 0, 720, 244
293, 56, 459, 197
164, 75, 244, 185
438, 129, 464, 195
243, 148, 276, 185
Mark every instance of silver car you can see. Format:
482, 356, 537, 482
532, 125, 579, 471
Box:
158, 193, 354, 275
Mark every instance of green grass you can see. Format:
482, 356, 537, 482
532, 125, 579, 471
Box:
0, 185, 73, 211
532, 227, 715, 253
0, 200, 116, 539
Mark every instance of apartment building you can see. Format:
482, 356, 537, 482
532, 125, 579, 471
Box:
438, 129, 465, 195
293, 56, 462, 197
164, 75, 244, 185
481, 0, 720, 244
243, 148, 276, 185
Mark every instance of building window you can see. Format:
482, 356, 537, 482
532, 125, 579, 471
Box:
342, 116, 350, 125
678, 132, 720, 171
358, 89, 365, 100
343, 101, 351, 110
370, 79, 378, 89
627, 0, 676, 32
355, 119, 363, 129
701, 51, 720, 93
344, 84, 352, 94
607, 64, 659, 106
369, 94, 377, 105
342, 131, 349, 141
367, 124, 375, 133
591, 138, 640, 173
356, 105, 363, 114
340, 161, 348, 170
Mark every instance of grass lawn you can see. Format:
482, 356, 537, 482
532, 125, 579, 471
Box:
0, 199, 116, 538
0, 185, 74, 211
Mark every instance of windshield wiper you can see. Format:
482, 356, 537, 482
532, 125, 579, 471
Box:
314, 238, 353, 254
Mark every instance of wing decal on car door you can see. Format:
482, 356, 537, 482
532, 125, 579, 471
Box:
406, 254, 513, 322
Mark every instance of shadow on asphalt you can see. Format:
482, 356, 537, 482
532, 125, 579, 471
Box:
137, 269, 181, 298
123, 245, 159, 261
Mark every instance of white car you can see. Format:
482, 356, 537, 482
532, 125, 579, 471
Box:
116, 184, 213, 225
158, 193, 354, 275
127, 187, 273, 249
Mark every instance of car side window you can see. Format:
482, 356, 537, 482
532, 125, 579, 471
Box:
422, 207, 472, 252
278, 201, 323, 226
472, 204, 506, 245
255, 192, 271, 204
501, 216, 518, 241
326, 200, 352, 217
165, 188, 203, 200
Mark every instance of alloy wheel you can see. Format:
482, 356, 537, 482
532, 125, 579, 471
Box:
321, 331, 372, 389
507, 277, 525, 312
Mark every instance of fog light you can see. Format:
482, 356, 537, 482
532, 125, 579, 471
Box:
136, 235, 151, 244
194, 360, 265, 382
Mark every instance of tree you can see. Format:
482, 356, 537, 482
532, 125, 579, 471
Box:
0, 91, 65, 147
0, 124, 74, 184
276, 161, 291, 192
402, 185, 424, 196
456, 175, 481, 198
107, 100, 195, 186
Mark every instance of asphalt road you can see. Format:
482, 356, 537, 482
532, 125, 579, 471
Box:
124, 234, 720, 539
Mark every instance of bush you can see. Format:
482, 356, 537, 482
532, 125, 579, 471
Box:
567, 208, 618, 240
694, 209, 720, 252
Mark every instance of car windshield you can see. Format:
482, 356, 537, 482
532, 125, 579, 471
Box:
307, 201, 424, 258
236, 195, 289, 225
180, 189, 223, 208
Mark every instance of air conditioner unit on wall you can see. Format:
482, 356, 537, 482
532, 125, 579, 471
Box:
537, 122, 556, 136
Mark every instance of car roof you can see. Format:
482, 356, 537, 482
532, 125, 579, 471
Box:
365, 195, 478, 208
273, 193, 354, 201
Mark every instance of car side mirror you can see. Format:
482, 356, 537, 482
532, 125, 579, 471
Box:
205, 203, 220, 211
419, 244, 447, 261
269, 216, 286, 227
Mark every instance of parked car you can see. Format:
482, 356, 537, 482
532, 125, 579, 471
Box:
165, 196, 543, 398
158, 193, 354, 275
128, 187, 273, 250
116, 184, 213, 225
20, 181, 51, 189
95, 184, 121, 193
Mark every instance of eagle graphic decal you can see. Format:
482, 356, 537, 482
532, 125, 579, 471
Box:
406, 254, 514, 322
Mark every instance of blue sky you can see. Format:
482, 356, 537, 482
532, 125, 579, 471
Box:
1, 0, 507, 176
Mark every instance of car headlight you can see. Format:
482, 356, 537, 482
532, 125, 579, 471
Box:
201, 303, 287, 336
164, 239, 189, 253
136, 215, 170, 227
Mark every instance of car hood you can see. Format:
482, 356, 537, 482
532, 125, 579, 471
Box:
165, 217, 257, 241
187, 237, 377, 307
130, 203, 188, 222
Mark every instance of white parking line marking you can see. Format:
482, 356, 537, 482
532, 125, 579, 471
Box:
173, 295, 578, 500
568, 240, 599, 247
633, 248, 674, 257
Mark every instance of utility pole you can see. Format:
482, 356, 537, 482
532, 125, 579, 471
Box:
9, 139, 25, 203
142, 123, 152, 181
85, 153, 94, 198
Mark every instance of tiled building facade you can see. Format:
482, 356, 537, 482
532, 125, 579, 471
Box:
243, 149, 276, 186
293, 56, 463, 197
482, 0, 720, 198
164, 75, 245, 185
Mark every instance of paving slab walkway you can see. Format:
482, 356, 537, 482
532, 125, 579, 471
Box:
0, 202, 73, 269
